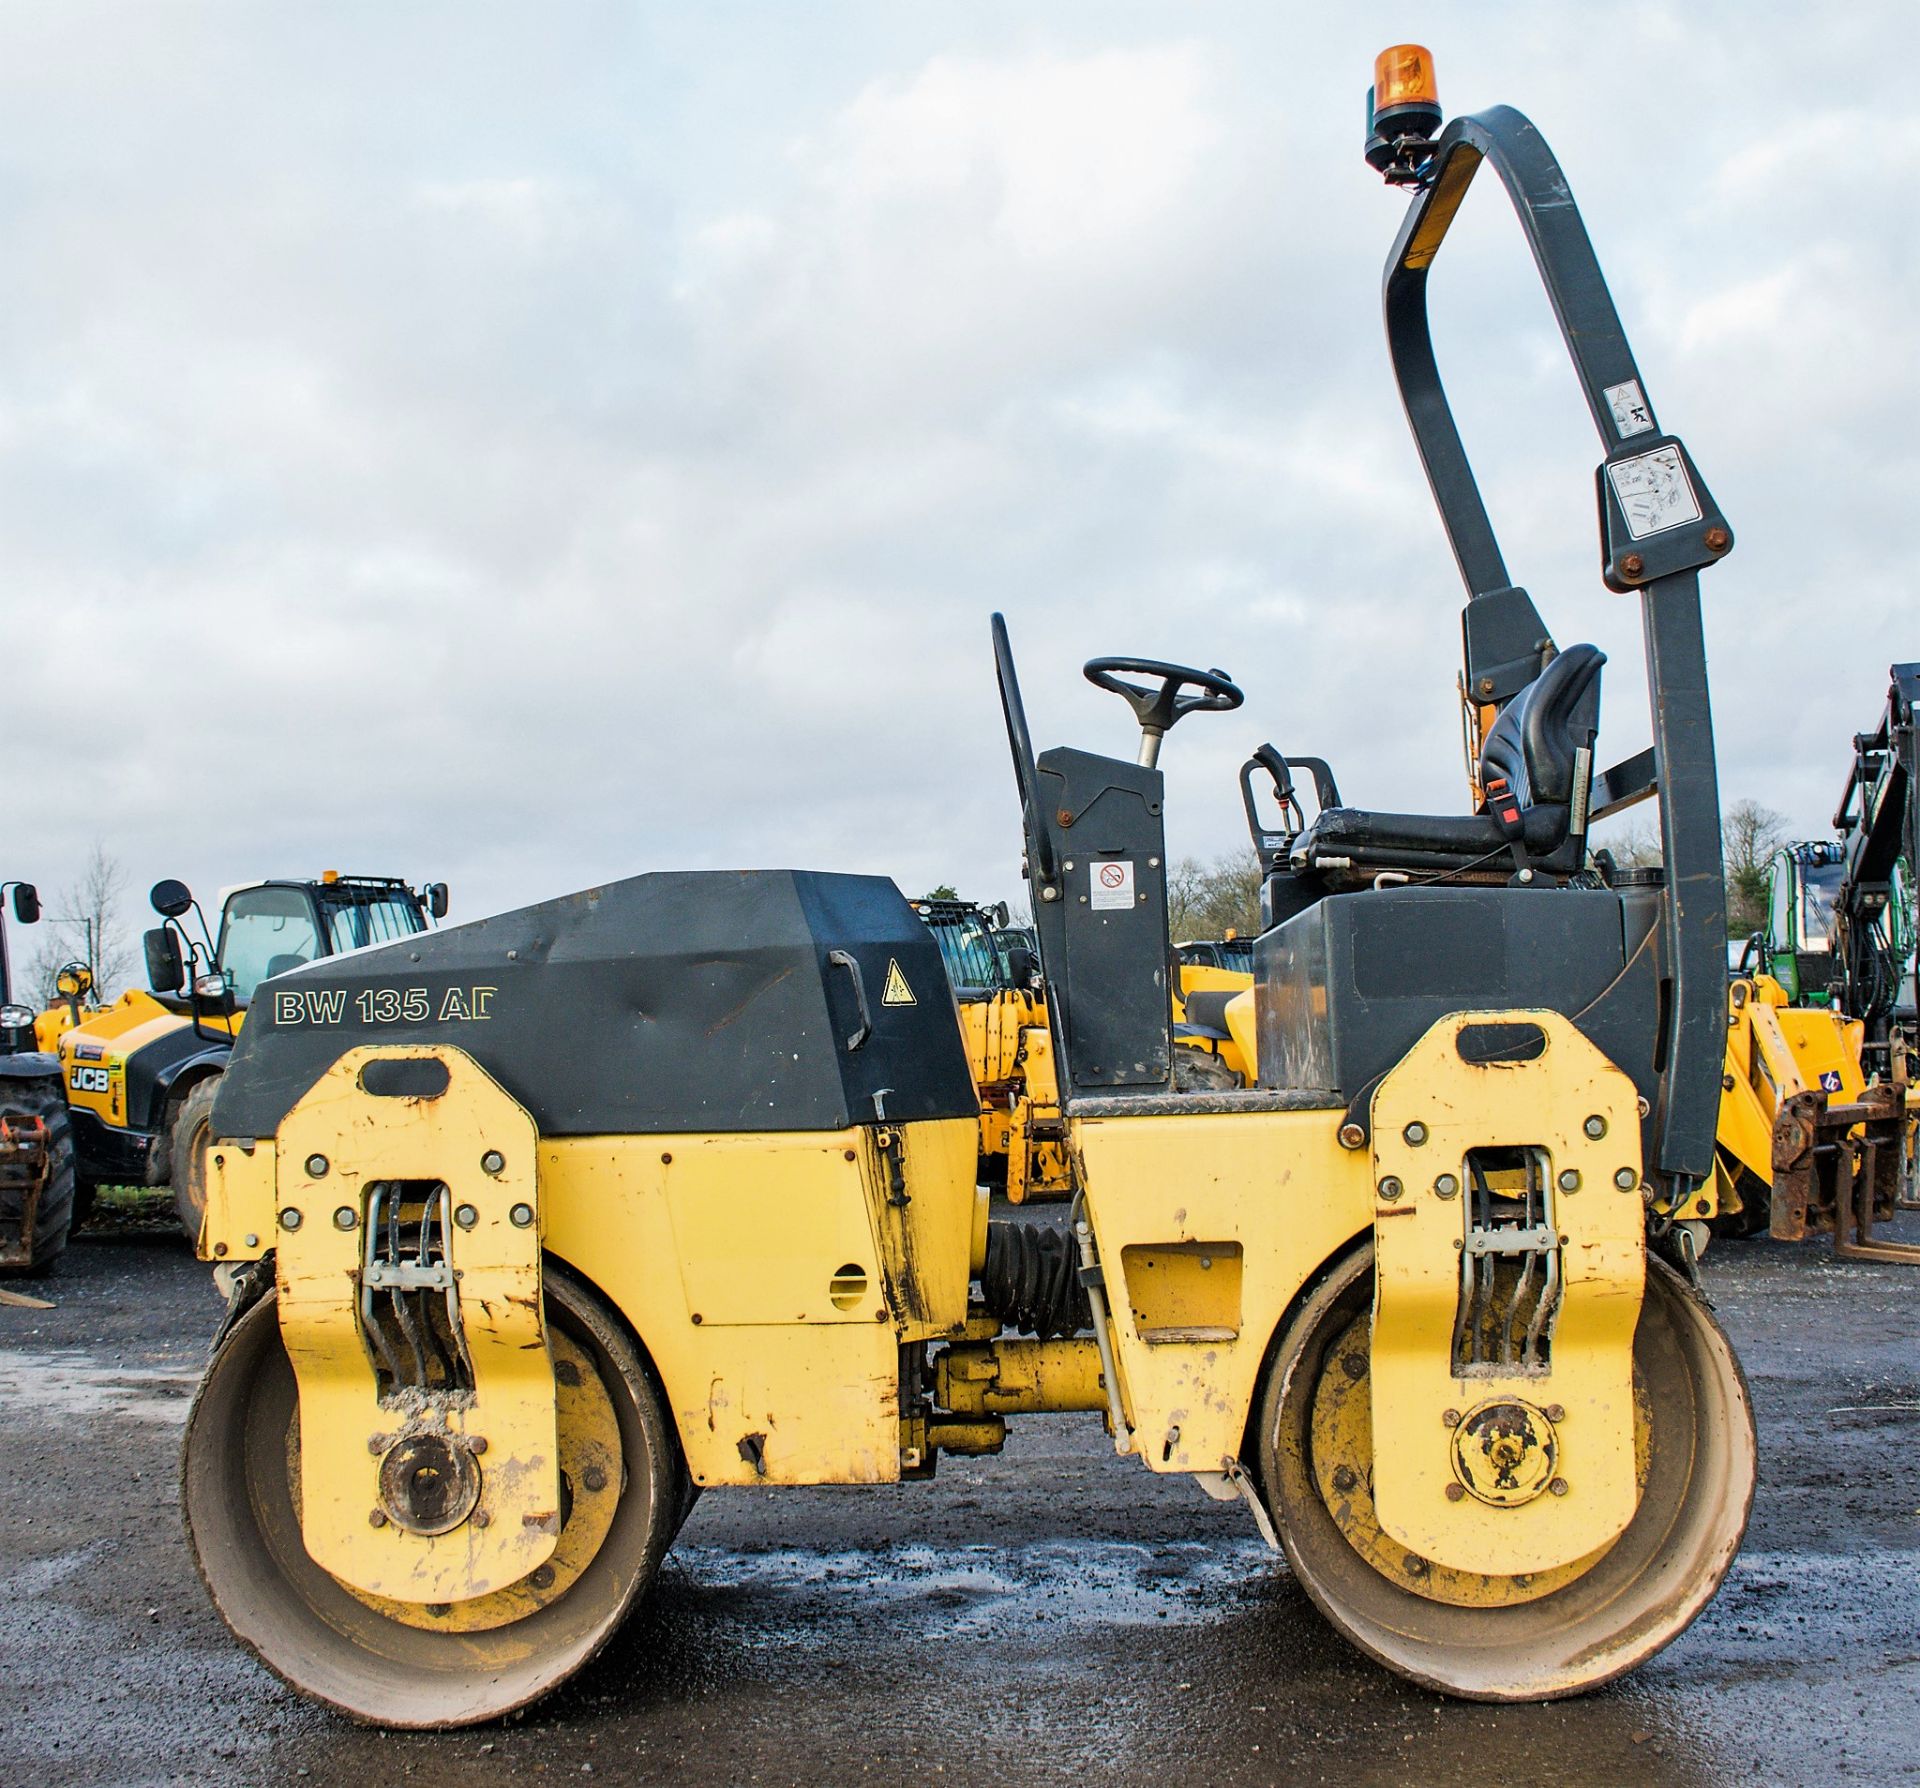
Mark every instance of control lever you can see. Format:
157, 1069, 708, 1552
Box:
1240, 747, 1343, 862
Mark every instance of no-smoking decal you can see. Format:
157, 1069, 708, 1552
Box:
1090, 859, 1135, 911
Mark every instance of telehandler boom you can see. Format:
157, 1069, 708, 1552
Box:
179, 50, 1755, 1727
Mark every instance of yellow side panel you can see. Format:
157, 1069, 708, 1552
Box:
1368, 1012, 1644, 1577
863, 1118, 979, 1337
540, 1118, 977, 1489
1073, 1107, 1369, 1473
658, 1133, 885, 1327
272, 1047, 559, 1602
202, 1141, 277, 1257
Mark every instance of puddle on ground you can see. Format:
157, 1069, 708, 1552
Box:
0, 1350, 199, 1425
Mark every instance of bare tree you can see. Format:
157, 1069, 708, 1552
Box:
1165, 857, 1209, 938
1595, 800, 1788, 938
1169, 848, 1264, 941
27, 843, 132, 1005
1722, 799, 1788, 938
1593, 813, 1663, 870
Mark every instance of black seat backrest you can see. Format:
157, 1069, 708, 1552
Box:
1479, 643, 1604, 812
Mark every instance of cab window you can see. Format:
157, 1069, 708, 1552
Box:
217, 888, 321, 1005
1798, 862, 1845, 952
321, 891, 426, 955
925, 912, 1007, 996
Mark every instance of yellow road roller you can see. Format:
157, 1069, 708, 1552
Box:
179, 50, 1755, 1727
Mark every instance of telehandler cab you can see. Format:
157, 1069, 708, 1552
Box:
48, 870, 446, 1241
180, 51, 1755, 1727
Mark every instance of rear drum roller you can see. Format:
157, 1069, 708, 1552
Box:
181, 1260, 681, 1727
1256, 1245, 1754, 1700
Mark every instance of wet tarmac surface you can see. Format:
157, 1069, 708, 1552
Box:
3, 1221, 1918, 1786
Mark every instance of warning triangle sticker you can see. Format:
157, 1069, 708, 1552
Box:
881, 958, 916, 1006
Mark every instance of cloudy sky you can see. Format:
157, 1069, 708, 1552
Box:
4, 3, 1913, 980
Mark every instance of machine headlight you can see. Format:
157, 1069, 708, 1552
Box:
0, 1003, 35, 1031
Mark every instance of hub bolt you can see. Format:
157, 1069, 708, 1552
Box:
529, 1565, 556, 1591
333, 1206, 357, 1230
1402, 1122, 1428, 1147
1545, 1404, 1566, 1423
582, 1466, 608, 1493
454, 1203, 479, 1230
1441, 1407, 1461, 1428
481, 1150, 506, 1175
304, 1153, 329, 1178
1549, 1477, 1570, 1497
509, 1203, 535, 1228
473, 1510, 492, 1529
1330, 1465, 1358, 1494
1614, 1168, 1639, 1191
1582, 1115, 1607, 1140
1445, 1482, 1466, 1502
278, 1207, 303, 1232
368, 1509, 388, 1528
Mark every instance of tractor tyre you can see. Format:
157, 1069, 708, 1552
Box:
182, 1259, 684, 1727
1255, 1243, 1754, 1699
0, 1073, 77, 1274
169, 1075, 222, 1245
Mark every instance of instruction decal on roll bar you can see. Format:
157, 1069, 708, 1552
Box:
1602, 379, 1654, 439
1607, 445, 1702, 540
1091, 860, 1135, 911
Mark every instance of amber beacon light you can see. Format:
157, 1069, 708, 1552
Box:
1364, 44, 1443, 178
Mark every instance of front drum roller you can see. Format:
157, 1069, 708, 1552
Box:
181, 1261, 684, 1728
1257, 1246, 1754, 1700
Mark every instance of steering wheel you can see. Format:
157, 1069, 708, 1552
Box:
1084, 655, 1244, 765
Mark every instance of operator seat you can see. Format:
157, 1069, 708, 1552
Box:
1288, 643, 1604, 890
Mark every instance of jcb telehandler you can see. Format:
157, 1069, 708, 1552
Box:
0, 877, 78, 1272
49, 871, 446, 1241
179, 52, 1755, 1727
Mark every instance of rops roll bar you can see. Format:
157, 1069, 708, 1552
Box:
1377, 87, 1733, 1190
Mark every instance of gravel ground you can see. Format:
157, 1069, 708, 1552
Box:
2, 1216, 1917, 1787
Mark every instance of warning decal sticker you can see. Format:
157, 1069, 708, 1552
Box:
881, 959, 916, 1006
1607, 445, 1702, 540
1602, 379, 1654, 439
1090, 859, 1136, 911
